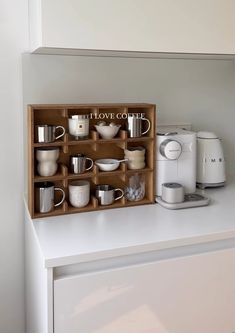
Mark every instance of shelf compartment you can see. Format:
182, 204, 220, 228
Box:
34, 200, 68, 218
124, 170, 154, 204
96, 199, 125, 210
125, 198, 154, 207
127, 105, 156, 139
95, 173, 126, 186
94, 161, 127, 176
93, 142, 125, 161
34, 162, 67, 181
67, 201, 95, 214
32, 108, 67, 145
33, 179, 67, 218
95, 130, 127, 142
126, 140, 155, 170
34, 173, 65, 183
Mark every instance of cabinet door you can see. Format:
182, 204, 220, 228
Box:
31, 0, 235, 55
54, 249, 235, 333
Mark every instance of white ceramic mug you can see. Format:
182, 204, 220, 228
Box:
69, 180, 90, 208
36, 148, 60, 177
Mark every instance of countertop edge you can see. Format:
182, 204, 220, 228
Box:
43, 229, 235, 268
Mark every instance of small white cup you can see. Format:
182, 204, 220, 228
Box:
69, 180, 90, 208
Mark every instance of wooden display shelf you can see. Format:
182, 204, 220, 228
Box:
28, 103, 156, 218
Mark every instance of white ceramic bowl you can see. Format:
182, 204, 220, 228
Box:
95, 159, 120, 171
95, 125, 121, 140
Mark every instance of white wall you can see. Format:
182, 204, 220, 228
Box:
0, 1, 28, 333
23, 54, 235, 175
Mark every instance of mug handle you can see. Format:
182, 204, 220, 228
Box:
114, 188, 124, 201
55, 126, 66, 140
85, 158, 94, 171
54, 188, 65, 207
141, 118, 151, 136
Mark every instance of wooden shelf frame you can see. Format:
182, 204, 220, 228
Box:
28, 103, 156, 218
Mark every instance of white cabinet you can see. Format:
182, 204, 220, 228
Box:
54, 249, 235, 333
30, 0, 235, 56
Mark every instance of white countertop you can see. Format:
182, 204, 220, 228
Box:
29, 177, 235, 268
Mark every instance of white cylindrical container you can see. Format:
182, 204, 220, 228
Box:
68, 115, 89, 140
162, 183, 184, 203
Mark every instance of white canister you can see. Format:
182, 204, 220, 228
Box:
162, 183, 184, 203
68, 115, 89, 140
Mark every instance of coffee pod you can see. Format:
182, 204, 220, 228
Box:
161, 183, 184, 204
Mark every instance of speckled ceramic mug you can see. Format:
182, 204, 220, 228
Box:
69, 180, 90, 208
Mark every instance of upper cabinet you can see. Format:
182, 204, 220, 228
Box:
29, 0, 235, 57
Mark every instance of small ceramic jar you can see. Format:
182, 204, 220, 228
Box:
36, 148, 60, 177
124, 146, 145, 170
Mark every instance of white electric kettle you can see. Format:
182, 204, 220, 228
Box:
196, 131, 226, 189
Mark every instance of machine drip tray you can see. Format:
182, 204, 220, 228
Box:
156, 193, 210, 210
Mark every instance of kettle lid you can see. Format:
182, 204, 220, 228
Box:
197, 131, 218, 139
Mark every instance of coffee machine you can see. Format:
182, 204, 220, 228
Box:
156, 127, 197, 196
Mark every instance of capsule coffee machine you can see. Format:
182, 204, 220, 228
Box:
156, 127, 197, 196
156, 127, 209, 209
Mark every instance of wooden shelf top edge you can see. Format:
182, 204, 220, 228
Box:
28, 103, 156, 109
